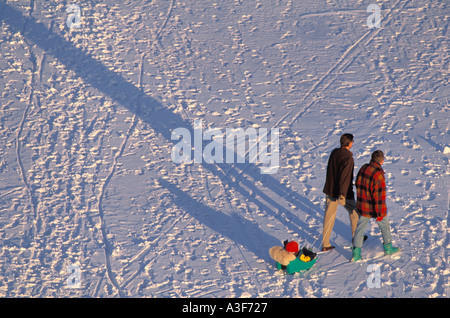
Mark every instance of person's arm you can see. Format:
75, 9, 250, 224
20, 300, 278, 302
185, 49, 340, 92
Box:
339, 156, 353, 198
372, 171, 387, 219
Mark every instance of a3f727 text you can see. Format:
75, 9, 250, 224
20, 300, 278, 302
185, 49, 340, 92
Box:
224, 302, 267, 313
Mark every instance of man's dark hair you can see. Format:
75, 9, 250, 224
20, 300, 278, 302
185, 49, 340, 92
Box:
340, 133, 354, 147
371, 150, 384, 164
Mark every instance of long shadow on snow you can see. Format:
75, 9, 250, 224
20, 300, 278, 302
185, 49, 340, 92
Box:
0, 2, 351, 255
158, 178, 280, 262
210, 163, 322, 243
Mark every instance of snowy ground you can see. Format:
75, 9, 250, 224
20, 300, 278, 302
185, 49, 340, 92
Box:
0, 0, 448, 298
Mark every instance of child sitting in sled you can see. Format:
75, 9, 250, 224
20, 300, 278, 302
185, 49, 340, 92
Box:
269, 240, 317, 274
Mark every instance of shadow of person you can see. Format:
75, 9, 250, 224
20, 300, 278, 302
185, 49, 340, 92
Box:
0, 2, 350, 255
158, 178, 280, 263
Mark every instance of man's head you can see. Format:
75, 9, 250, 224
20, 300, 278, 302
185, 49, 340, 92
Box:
340, 133, 354, 149
371, 150, 384, 165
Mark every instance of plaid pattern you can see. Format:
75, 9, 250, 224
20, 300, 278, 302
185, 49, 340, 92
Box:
355, 161, 387, 218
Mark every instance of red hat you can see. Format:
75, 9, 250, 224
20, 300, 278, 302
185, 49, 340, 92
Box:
285, 241, 299, 253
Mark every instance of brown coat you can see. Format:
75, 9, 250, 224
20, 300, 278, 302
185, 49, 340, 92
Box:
323, 147, 355, 200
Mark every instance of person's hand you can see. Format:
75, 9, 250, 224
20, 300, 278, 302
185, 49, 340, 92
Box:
338, 195, 346, 206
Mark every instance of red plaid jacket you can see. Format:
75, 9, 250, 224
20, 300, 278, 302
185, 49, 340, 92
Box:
355, 160, 387, 218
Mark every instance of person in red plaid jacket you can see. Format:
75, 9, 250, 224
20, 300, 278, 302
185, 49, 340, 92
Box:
351, 150, 400, 261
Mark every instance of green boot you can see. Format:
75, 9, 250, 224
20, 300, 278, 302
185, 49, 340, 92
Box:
351, 247, 362, 262
383, 243, 400, 255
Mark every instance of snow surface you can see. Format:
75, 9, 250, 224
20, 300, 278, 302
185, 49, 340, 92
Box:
0, 0, 448, 298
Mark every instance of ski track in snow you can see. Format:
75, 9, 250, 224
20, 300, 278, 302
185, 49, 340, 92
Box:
0, 0, 448, 297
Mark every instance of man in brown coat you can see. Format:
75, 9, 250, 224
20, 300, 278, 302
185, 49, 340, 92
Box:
321, 134, 360, 251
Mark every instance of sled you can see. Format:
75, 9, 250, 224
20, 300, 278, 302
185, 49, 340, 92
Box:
276, 257, 317, 275
275, 246, 318, 274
